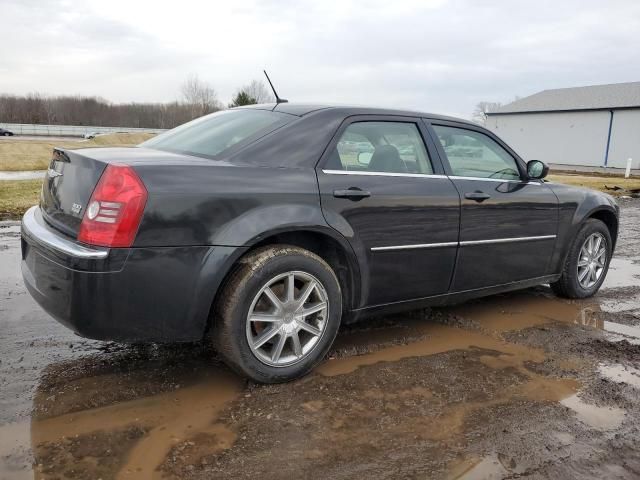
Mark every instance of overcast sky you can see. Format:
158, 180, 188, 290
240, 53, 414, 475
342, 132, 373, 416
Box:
1, 0, 639, 118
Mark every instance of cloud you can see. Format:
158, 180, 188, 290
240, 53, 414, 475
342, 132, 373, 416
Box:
0, 0, 639, 118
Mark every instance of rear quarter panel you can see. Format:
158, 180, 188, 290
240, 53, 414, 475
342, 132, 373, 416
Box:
133, 165, 327, 247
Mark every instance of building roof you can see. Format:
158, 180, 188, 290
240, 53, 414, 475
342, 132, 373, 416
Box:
489, 81, 640, 115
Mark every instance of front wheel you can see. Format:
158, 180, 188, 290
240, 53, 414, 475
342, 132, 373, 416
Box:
212, 245, 342, 383
551, 219, 612, 298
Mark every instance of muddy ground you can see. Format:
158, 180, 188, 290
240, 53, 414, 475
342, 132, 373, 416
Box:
1, 199, 639, 480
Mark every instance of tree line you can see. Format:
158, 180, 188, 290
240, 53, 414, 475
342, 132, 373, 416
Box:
471, 96, 521, 125
0, 75, 275, 129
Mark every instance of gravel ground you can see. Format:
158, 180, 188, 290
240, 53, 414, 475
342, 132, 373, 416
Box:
0, 199, 639, 480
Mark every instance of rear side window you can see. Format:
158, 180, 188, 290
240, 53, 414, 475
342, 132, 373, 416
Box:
326, 121, 433, 174
141, 109, 293, 158
432, 125, 521, 180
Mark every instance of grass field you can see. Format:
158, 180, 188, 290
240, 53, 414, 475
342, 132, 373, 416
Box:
0, 133, 156, 171
548, 174, 640, 193
0, 179, 42, 220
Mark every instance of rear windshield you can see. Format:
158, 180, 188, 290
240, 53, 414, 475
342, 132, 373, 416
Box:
140, 109, 293, 158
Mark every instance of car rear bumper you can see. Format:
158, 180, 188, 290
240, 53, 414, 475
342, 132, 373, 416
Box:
21, 206, 240, 343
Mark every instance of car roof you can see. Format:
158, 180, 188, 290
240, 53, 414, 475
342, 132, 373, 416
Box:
238, 102, 475, 126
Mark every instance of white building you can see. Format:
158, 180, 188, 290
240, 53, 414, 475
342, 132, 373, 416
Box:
486, 82, 640, 171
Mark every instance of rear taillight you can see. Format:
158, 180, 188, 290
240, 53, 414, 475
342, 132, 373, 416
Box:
78, 164, 147, 247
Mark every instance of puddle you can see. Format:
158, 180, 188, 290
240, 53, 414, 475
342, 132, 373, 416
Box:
598, 364, 640, 388
322, 319, 581, 415
601, 257, 640, 289
599, 298, 640, 313
116, 371, 240, 479
451, 453, 510, 479
560, 394, 626, 430
319, 322, 547, 377
553, 431, 574, 445
602, 321, 640, 344
29, 368, 242, 480
447, 293, 584, 333
0, 421, 32, 480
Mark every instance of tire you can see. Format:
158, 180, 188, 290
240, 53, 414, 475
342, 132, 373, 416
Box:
550, 219, 612, 299
212, 245, 342, 383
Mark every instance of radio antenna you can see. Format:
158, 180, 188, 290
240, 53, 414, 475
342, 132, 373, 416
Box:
263, 70, 288, 104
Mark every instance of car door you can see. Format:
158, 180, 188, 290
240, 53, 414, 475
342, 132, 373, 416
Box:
316, 116, 461, 307
426, 120, 559, 291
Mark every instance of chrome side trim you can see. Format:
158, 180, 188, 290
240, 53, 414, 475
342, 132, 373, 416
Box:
449, 175, 542, 185
321, 170, 542, 185
459, 235, 556, 246
21, 206, 108, 260
322, 169, 449, 179
371, 242, 458, 252
371, 235, 555, 252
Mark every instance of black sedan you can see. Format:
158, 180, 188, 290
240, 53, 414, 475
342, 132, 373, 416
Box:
21, 104, 619, 382
0, 127, 14, 136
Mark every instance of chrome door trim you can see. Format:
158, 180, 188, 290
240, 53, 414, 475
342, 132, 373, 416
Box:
449, 175, 542, 185
322, 169, 449, 179
321, 169, 542, 185
371, 242, 458, 252
459, 235, 556, 246
371, 235, 556, 252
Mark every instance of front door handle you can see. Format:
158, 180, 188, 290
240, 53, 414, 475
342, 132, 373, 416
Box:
333, 188, 371, 200
465, 191, 491, 202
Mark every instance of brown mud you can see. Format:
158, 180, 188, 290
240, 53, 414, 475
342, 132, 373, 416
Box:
0, 198, 639, 479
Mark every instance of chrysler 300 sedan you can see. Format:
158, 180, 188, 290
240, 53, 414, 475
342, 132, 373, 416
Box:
21, 103, 619, 382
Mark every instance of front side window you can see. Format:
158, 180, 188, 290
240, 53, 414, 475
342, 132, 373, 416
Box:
432, 125, 521, 180
326, 121, 433, 175
141, 109, 293, 158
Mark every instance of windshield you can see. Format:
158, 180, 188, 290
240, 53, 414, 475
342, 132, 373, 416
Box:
140, 109, 293, 158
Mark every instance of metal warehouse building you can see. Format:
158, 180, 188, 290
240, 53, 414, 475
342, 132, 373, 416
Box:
486, 81, 640, 171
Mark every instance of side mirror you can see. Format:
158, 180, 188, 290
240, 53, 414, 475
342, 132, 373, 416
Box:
358, 151, 373, 166
527, 160, 549, 179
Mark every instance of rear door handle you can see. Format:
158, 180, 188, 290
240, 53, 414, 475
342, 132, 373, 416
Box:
333, 188, 371, 200
464, 191, 491, 202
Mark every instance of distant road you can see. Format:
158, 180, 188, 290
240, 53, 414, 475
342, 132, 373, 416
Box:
0, 122, 166, 137
0, 135, 80, 142
0, 170, 46, 180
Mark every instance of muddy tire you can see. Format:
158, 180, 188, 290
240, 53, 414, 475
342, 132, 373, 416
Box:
212, 245, 342, 383
550, 219, 612, 299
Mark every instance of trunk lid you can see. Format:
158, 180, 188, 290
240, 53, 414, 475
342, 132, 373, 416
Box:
41, 149, 109, 237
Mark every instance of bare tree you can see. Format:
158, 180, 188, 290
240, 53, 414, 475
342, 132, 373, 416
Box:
472, 101, 502, 125
227, 80, 275, 108
180, 74, 221, 117
243, 80, 274, 104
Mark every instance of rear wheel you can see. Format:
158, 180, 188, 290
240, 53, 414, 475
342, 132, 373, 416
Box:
213, 245, 342, 383
551, 219, 612, 298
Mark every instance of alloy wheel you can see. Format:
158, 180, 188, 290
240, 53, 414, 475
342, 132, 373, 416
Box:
577, 232, 607, 289
246, 271, 329, 367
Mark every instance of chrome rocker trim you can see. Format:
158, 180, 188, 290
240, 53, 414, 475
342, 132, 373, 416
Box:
371, 242, 458, 252
372, 235, 556, 252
